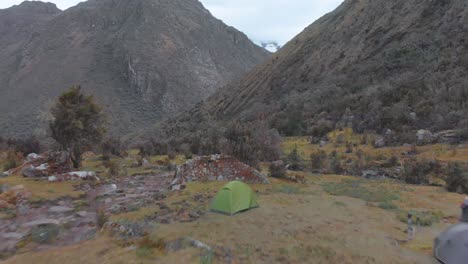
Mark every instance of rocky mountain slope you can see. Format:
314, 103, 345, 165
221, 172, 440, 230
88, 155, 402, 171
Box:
164, 0, 468, 140
0, 0, 269, 137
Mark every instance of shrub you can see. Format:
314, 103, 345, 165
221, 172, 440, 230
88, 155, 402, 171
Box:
286, 146, 304, 171
103, 159, 124, 177
445, 162, 468, 193
310, 150, 327, 172
385, 155, 399, 167
167, 151, 176, 160
102, 137, 126, 160
3, 149, 22, 171
223, 121, 282, 168
96, 209, 108, 228
327, 151, 342, 174
269, 161, 286, 178
180, 143, 192, 159
402, 158, 441, 184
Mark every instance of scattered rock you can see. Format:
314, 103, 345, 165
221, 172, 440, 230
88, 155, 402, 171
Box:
30, 224, 60, 244
167, 237, 212, 252
0, 232, 26, 240
23, 219, 60, 228
185, 237, 211, 251
362, 170, 385, 180
76, 211, 88, 217
48, 206, 74, 214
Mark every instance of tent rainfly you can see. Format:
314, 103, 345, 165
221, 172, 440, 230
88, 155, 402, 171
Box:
210, 181, 258, 215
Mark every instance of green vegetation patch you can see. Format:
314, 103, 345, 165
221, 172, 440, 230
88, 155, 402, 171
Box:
273, 184, 302, 194
321, 178, 400, 203
396, 210, 444, 227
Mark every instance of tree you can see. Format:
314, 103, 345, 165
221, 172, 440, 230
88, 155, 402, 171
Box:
49, 86, 105, 168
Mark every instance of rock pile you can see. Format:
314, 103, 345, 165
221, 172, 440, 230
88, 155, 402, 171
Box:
170, 155, 269, 190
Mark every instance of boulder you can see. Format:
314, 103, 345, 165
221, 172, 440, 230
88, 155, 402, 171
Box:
26, 153, 42, 162
142, 158, 152, 168
21, 165, 45, 178
319, 140, 328, 147
416, 129, 434, 145
374, 136, 385, 148
170, 155, 269, 190
48, 176, 58, 182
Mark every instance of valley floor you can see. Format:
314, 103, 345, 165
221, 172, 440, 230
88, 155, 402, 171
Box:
2, 134, 467, 263
2, 172, 459, 263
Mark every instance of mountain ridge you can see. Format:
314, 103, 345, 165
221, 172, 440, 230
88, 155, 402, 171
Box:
0, 0, 269, 137
160, 0, 468, 140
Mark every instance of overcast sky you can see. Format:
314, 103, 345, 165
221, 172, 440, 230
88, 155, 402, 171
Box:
0, 0, 343, 45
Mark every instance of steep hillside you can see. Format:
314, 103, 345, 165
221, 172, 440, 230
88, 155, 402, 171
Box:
0, 0, 269, 137
165, 0, 468, 140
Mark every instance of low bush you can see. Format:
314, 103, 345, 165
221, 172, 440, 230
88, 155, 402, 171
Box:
286, 146, 304, 171
101, 137, 127, 160
445, 162, 468, 193
310, 150, 327, 172
269, 161, 287, 178
327, 151, 342, 174
377, 201, 398, 210
273, 184, 301, 194
103, 159, 125, 177
3, 149, 22, 171
402, 158, 441, 184
397, 210, 444, 227
322, 179, 400, 204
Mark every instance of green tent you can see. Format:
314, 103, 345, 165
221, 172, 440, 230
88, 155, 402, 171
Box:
211, 181, 259, 215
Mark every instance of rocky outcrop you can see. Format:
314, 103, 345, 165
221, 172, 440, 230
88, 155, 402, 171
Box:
170, 155, 269, 190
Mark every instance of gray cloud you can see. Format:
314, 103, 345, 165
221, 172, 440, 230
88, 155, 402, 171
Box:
0, 0, 344, 45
